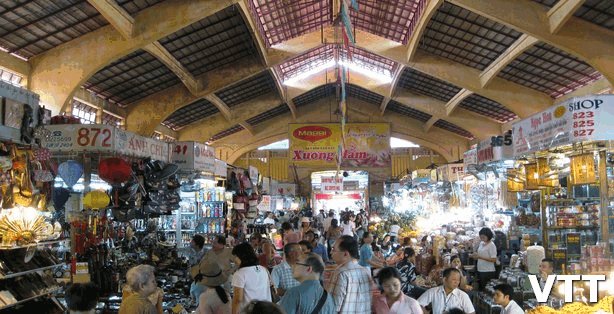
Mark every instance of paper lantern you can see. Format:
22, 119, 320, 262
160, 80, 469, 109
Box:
98, 158, 132, 185
537, 158, 557, 187
58, 160, 83, 188
570, 153, 596, 185
83, 190, 110, 210
524, 163, 539, 190
52, 188, 71, 210
506, 169, 524, 192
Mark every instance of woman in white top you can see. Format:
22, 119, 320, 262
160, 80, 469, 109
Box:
471, 227, 497, 291
230, 243, 272, 314
340, 215, 356, 236
195, 261, 231, 314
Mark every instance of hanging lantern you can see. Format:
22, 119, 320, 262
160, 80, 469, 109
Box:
524, 162, 539, 190
98, 158, 132, 185
506, 168, 524, 192
537, 158, 557, 187
569, 153, 596, 185
58, 160, 83, 188
83, 190, 110, 210
52, 188, 71, 210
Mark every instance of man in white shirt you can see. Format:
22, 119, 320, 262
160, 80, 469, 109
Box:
263, 212, 276, 225
389, 222, 401, 243
493, 283, 523, 314
417, 268, 475, 314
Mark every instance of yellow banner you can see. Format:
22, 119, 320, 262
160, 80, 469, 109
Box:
341, 123, 391, 167
288, 123, 391, 167
289, 124, 341, 166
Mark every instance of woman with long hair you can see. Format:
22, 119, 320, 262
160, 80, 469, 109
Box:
231, 243, 272, 314
195, 261, 231, 314
395, 247, 418, 297
326, 218, 342, 259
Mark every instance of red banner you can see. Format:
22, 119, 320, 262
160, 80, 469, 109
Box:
315, 193, 362, 200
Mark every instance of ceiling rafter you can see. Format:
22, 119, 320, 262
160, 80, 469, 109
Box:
480, 34, 539, 88
87, 0, 134, 38
203, 94, 232, 121
445, 89, 473, 116
406, 0, 443, 61
270, 69, 297, 119
547, 0, 587, 34
423, 116, 438, 132
448, 0, 614, 86
143, 42, 201, 95
381, 65, 405, 115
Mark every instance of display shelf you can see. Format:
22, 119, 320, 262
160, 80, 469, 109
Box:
180, 212, 197, 215
545, 198, 600, 202
0, 263, 64, 280
0, 239, 68, 250
180, 229, 195, 232
0, 286, 62, 311
545, 226, 599, 230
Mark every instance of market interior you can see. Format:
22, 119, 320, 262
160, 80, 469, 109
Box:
0, 0, 612, 313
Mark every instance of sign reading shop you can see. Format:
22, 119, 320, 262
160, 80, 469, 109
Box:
513, 95, 614, 156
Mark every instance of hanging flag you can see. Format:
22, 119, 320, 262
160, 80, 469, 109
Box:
340, 2, 355, 43
342, 0, 359, 12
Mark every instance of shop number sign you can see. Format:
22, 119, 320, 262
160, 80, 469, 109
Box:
513, 95, 614, 156
42, 124, 116, 152
171, 141, 215, 172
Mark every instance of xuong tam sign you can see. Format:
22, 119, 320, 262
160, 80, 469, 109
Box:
288, 123, 391, 167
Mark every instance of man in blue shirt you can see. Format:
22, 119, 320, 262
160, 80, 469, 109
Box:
279, 253, 335, 314
304, 230, 329, 263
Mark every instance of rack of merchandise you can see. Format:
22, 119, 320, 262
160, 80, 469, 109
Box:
0, 243, 67, 312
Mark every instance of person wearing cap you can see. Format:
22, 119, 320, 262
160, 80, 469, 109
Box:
299, 217, 312, 240
195, 260, 232, 314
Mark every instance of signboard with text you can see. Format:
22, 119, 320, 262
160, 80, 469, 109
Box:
477, 130, 513, 163
437, 164, 465, 181
321, 176, 343, 192
288, 123, 391, 167
41, 124, 170, 162
513, 95, 614, 156
463, 147, 477, 168
170, 141, 215, 172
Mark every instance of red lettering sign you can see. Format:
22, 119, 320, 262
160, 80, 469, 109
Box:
293, 126, 332, 143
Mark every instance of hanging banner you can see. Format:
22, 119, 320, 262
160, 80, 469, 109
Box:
115, 129, 170, 162
315, 193, 362, 200
257, 195, 271, 213
171, 142, 215, 173
41, 124, 170, 162
412, 169, 435, 184
289, 123, 391, 167
437, 164, 465, 181
463, 147, 477, 169
42, 124, 116, 152
321, 176, 343, 192
214, 159, 227, 177
343, 180, 359, 191
513, 94, 614, 156
289, 123, 342, 166
478, 130, 514, 163
341, 123, 391, 168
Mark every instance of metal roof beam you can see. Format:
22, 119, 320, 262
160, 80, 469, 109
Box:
448, 0, 614, 87
87, 0, 134, 38
479, 34, 539, 88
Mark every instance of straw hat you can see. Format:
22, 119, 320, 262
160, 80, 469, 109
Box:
197, 261, 228, 287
